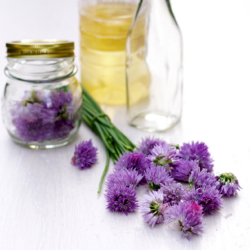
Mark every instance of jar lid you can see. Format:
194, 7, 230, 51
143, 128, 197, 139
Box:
6, 40, 74, 59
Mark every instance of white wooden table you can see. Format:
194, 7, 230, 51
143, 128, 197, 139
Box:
0, 0, 250, 249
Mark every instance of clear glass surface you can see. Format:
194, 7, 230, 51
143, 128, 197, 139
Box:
2, 58, 82, 149
79, 0, 150, 106
126, 0, 183, 132
6, 58, 75, 81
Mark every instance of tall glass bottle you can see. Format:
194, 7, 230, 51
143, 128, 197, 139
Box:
79, 0, 149, 106
126, 0, 183, 132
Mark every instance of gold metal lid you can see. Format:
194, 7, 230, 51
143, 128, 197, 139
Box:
6, 40, 75, 59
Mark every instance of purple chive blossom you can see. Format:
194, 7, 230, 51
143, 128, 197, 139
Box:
50, 90, 74, 116
189, 168, 218, 189
185, 186, 222, 215
145, 166, 174, 191
171, 160, 199, 182
106, 169, 143, 189
137, 136, 167, 156
12, 103, 54, 141
147, 144, 180, 172
71, 140, 98, 169
161, 182, 188, 206
115, 152, 149, 184
165, 201, 204, 240
216, 173, 241, 197
52, 118, 75, 139
179, 141, 214, 172
105, 185, 138, 215
141, 190, 169, 227
11, 90, 78, 141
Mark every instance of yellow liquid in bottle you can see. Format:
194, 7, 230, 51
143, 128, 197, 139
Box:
80, 2, 150, 105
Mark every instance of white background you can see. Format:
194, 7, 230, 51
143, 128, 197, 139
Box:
0, 0, 250, 249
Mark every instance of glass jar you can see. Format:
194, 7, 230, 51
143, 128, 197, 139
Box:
126, 0, 183, 132
2, 40, 82, 149
79, 0, 149, 106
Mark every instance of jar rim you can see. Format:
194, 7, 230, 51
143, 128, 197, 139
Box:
6, 40, 75, 59
4, 65, 78, 84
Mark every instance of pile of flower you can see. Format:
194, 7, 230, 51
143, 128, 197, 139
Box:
11, 90, 80, 141
79, 87, 241, 239
104, 138, 241, 240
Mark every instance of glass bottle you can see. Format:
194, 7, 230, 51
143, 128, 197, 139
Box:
126, 0, 183, 132
2, 40, 82, 149
79, 0, 149, 106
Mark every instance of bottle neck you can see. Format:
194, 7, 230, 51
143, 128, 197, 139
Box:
6, 58, 75, 82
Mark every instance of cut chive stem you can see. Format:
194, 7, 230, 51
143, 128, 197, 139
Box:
97, 147, 110, 194
81, 86, 135, 192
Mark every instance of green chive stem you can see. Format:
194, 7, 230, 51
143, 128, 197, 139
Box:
81, 86, 136, 192
97, 147, 110, 194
